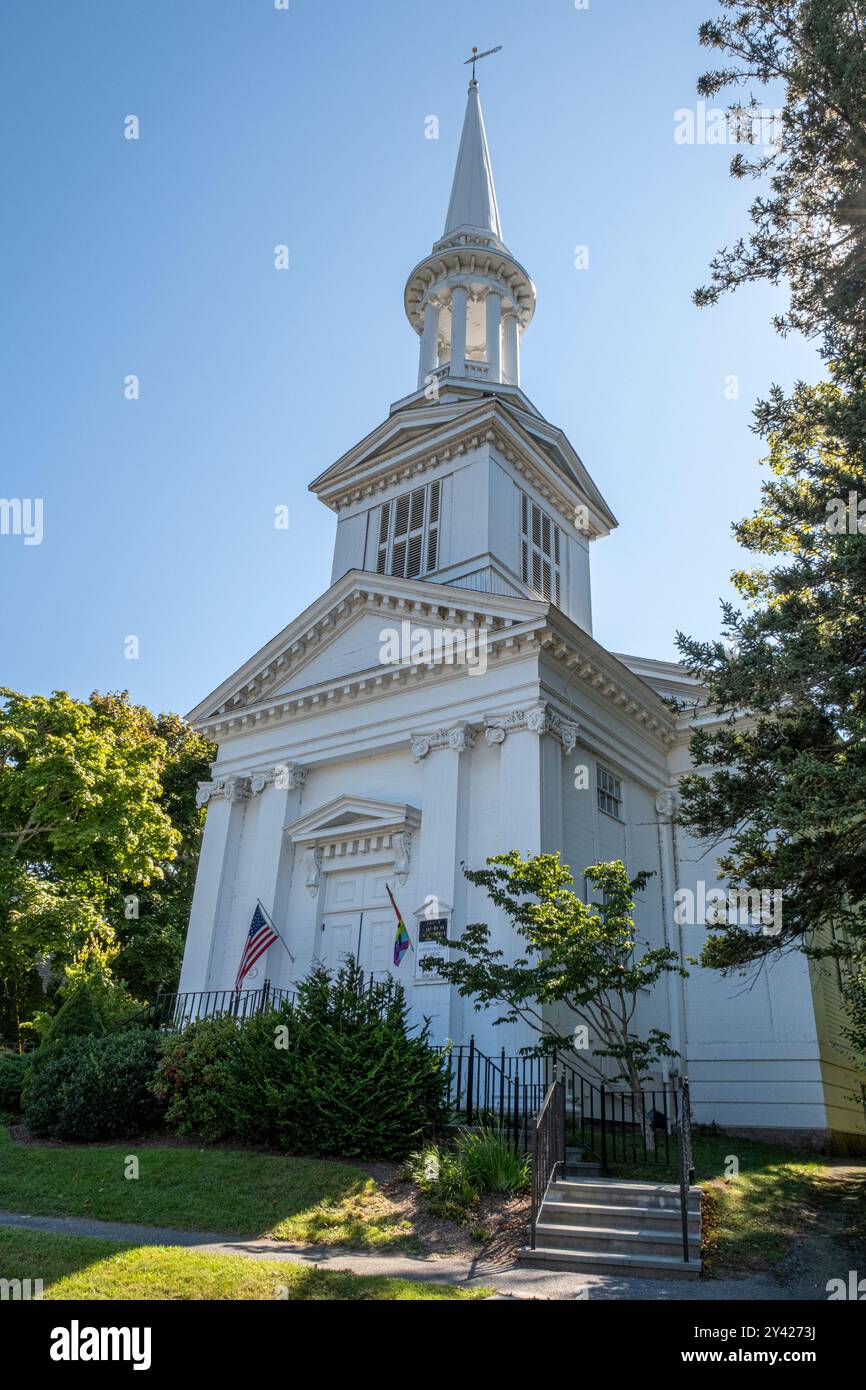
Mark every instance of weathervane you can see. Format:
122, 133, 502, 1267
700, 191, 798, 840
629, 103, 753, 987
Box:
464, 45, 502, 81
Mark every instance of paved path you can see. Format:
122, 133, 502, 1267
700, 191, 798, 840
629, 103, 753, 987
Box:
0, 1209, 802, 1300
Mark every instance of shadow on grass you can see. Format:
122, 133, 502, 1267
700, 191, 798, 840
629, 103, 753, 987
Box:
0, 1227, 482, 1300
0, 1127, 413, 1249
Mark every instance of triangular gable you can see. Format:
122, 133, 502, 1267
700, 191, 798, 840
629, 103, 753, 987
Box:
309, 398, 487, 498
287, 795, 421, 846
186, 569, 547, 726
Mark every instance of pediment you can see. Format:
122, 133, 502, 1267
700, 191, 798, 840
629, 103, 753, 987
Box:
309, 393, 617, 537
310, 398, 488, 501
187, 569, 546, 729
287, 795, 421, 846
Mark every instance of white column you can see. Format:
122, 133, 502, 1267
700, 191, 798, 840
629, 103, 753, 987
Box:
502, 310, 520, 386
449, 285, 468, 377
414, 728, 474, 1045
179, 793, 236, 994
249, 771, 306, 990
418, 299, 440, 389
495, 725, 544, 1054
485, 290, 502, 382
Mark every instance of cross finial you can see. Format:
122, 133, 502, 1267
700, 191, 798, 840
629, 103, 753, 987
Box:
463, 44, 502, 81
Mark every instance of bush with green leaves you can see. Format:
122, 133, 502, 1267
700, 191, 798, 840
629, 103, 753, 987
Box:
456, 1125, 530, 1194
403, 1142, 480, 1221
24, 1027, 165, 1140
0, 1051, 27, 1115
21, 981, 110, 1113
154, 961, 449, 1159
405, 1125, 530, 1222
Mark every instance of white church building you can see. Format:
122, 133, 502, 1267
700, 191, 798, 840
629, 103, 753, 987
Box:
180, 78, 864, 1151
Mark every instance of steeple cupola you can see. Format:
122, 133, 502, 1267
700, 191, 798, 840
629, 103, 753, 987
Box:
404, 80, 536, 392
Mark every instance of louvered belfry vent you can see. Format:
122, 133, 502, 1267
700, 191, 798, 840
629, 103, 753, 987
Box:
520, 490, 561, 606
377, 480, 441, 580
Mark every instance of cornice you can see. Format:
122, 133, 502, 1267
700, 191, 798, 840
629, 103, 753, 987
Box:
190, 581, 674, 752
403, 242, 536, 333
319, 407, 609, 538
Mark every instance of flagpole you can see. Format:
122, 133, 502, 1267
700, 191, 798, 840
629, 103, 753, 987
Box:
255, 898, 295, 964
389, 884, 414, 951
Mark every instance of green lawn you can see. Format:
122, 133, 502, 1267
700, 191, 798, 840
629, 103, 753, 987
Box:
0, 1227, 487, 1300
599, 1132, 866, 1275
0, 1128, 412, 1249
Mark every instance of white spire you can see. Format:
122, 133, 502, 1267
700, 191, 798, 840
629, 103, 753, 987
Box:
443, 80, 502, 240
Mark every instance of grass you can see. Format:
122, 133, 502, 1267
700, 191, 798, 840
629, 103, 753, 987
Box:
0, 1227, 488, 1300
0, 1128, 412, 1249
593, 1131, 866, 1275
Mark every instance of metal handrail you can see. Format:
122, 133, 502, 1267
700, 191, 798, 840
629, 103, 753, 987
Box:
445, 1039, 676, 1168
530, 1077, 565, 1249
676, 1075, 695, 1262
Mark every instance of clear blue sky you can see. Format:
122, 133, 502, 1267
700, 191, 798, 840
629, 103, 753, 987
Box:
0, 0, 819, 717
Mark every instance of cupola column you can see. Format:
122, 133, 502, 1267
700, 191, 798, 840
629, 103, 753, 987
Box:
502, 308, 520, 386
449, 285, 468, 377
418, 298, 441, 388
485, 290, 502, 383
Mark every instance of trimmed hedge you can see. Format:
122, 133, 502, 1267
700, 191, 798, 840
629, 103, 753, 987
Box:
24, 1028, 166, 1140
0, 1052, 27, 1115
154, 962, 449, 1159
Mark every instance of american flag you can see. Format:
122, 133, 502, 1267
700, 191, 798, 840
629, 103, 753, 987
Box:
235, 903, 279, 991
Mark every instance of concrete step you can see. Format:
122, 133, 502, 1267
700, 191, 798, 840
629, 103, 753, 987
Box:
542, 1198, 701, 1234
562, 1162, 604, 1178
534, 1220, 701, 1259
548, 1177, 701, 1214
517, 1245, 701, 1281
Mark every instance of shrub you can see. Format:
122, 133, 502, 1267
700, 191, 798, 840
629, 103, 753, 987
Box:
403, 1143, 479, 1221
0, 1051, 27, 1115
456, 1125, 530, 1193
152, 1013, 243, 1144
155, 961, 449, 1158
22, 981, 110, 1113
46, 984, 107, 1045
404, 1126, 530, 1223
25, 1028, 165, 1140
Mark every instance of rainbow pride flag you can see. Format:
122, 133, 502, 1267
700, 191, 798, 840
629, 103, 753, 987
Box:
387, 884, 410, 966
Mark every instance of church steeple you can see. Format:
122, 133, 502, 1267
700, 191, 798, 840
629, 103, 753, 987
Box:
404, 78, 536, 393
444, 80, 502, 241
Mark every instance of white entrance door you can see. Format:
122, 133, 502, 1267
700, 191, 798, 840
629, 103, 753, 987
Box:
320, 866, 400, 985
319, 911, 361, 974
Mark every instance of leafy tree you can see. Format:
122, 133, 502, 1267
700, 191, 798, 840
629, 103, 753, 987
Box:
0, 689, 214, 1047
694, 0, 866, 363
675, 4, 866, 1014
427, 853, 687, 1097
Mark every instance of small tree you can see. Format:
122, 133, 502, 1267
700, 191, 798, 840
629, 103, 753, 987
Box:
428, 853, 688, 1100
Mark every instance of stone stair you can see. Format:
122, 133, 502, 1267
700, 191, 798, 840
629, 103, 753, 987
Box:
518, 1173, 702, 1280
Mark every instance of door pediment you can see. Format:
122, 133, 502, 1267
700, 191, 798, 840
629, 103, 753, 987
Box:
287, 795, 420, 896
287, 795, 421, 846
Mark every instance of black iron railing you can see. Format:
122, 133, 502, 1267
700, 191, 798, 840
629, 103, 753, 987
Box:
675, 1074, 695, 1262
117, 981, 293, 1032
120, 973, 403, 1034
444, 1038, 676, 1167
530, 1077, 565, 1248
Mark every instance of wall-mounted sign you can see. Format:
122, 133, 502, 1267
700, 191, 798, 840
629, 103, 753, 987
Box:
418, 918, 448, 945
416, 916, 449, 978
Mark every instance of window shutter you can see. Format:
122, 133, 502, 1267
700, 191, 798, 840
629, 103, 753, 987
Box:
520, 491, 562, 606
